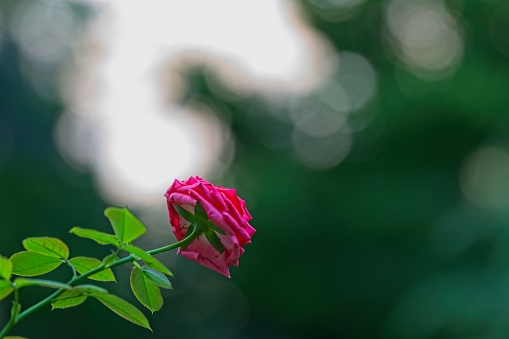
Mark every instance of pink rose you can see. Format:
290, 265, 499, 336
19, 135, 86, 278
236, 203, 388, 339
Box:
165, 176, 255, 277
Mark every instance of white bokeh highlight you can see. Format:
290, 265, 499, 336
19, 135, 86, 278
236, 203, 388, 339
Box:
385, 0, 464, 80
55, 0, 332, 205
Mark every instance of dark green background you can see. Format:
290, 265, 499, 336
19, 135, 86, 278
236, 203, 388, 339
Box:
2, 0, 509, 338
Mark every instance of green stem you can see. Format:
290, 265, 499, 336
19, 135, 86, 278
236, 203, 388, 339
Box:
0, 286, 19, 339
65, 259, 78, 279
0, 227, 201, 338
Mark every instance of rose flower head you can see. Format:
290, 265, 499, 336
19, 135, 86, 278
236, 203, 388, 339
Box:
165, 176, 255, 277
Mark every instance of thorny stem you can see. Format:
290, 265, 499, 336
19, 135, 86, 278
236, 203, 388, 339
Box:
0, 226, 201, 338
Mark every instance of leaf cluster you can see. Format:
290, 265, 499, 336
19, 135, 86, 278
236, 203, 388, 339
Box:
0, 207, 175, 334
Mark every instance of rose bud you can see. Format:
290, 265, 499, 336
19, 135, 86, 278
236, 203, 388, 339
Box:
165, 176, 255, 277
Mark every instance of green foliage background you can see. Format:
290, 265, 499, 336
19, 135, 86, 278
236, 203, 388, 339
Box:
2, 0, 509, 338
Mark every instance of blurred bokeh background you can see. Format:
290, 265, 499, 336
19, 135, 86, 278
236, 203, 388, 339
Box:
2, 0, 509, 338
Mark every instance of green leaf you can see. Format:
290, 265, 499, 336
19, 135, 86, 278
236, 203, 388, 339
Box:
22, 237, 69, 260
51, 289, 87, 310
91, 293, 152, 331
10, 252, 62, 277
69, 227, 119, 246
69, 257, 116, 282
102, 253, 118, 267
14, 278, 72, 290
51, 284, 108, 310
4, 336, 30, 339
130, 267, 163, 313
141, 266, 172, 289
123, 245, 172, 276
0, 280, 14, 300
104, 207, 146, 244
0, 256, 13, 280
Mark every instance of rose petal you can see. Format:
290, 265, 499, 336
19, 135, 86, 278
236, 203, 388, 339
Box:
181, 235, 231, 277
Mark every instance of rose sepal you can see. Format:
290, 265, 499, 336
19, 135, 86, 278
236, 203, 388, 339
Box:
175, 202, 225, 255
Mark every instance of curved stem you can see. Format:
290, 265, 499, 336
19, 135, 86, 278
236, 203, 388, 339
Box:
147, 227, 200, 256
0, 227, 201, 338
65, 259, 78, 279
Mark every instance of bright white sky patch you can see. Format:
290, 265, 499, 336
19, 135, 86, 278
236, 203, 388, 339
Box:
55, 0, 331, 205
